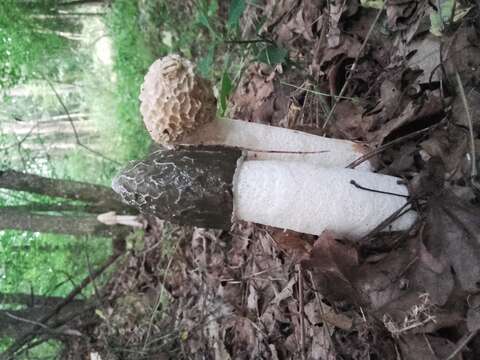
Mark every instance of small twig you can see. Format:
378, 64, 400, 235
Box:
280, 81, 356, 101
350, 180, 410, 198
346, 125, 437, 169
454, 70, 480, 192
322, 2, 385, 131
4, 312, 50, 330
444, 330, 478, 360
360, 202, 415, 242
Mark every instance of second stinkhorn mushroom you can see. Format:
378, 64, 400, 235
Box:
112, 146, 416, 240
139, 55, 372, 171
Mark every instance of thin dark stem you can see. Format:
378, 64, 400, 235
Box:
346, 125, 438, 169
360, 202, 416, 242
224, 39, 275, 45
350, 180, 409, 198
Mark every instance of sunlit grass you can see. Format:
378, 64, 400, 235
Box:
103, 0, 154, 162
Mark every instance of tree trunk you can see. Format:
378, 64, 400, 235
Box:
1, 204, 90, 214
0, 169, 133, 213
1, 116, 93, 136
0, 292, 85, 308
0, 301, 88, 339
57, 0, 107, 7
0, 208, 125, 237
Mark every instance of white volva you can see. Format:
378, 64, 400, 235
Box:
178, 119, 372, 170
233, 160, 416, 239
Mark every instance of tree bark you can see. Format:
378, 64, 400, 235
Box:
0, 169, 133, 213
0, 208, 125, 237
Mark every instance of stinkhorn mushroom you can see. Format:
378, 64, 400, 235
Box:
112, 146, 416, 240
139, 55, 372, 171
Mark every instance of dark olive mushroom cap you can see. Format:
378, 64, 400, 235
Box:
112, 146, 242, 229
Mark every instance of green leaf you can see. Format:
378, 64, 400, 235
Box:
208, 0, 219, 16
360, 0, 384, 9
197, 9, 211, 29
429, 0, 454, 36
254, 16, 267, 34
219, 71, 233, 115
196, 0, 218, 37
257, 45, 288, 65
227, 0, 246, 30
197, 45, 215, 78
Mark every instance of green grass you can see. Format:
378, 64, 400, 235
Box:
102, 0, 156, 162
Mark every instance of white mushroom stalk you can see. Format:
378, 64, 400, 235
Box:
234, 160, 415, 239
139, 55, 372, 171
97, 211, 143, 228
112, 147, 416, 240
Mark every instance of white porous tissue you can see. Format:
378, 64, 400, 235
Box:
233, 160, 416, 239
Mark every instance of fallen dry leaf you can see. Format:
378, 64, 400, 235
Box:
301, 231, 359, 302
466, 294, 480, 332
304, 300, 353, 330
426, 191, 480, 293
398, 334, 461, 360
271, 229, 312, 260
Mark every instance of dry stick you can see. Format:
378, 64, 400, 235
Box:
444, 330, 478, 360
297, 264, 306, 360
322, 2, 385, 131
346, 125, 436, 169
359, 201, 415, 242
454, 70, 480, 192
43, 77, 122, 166
1, 253, 122, 360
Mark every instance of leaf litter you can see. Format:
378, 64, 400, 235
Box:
94, 1, 480, 359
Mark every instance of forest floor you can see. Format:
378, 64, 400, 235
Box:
88, 1, 480, 359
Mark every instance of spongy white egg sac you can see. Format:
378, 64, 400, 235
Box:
139, 54, 217, 144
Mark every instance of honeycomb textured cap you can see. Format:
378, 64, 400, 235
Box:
139, 54, 217, 144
